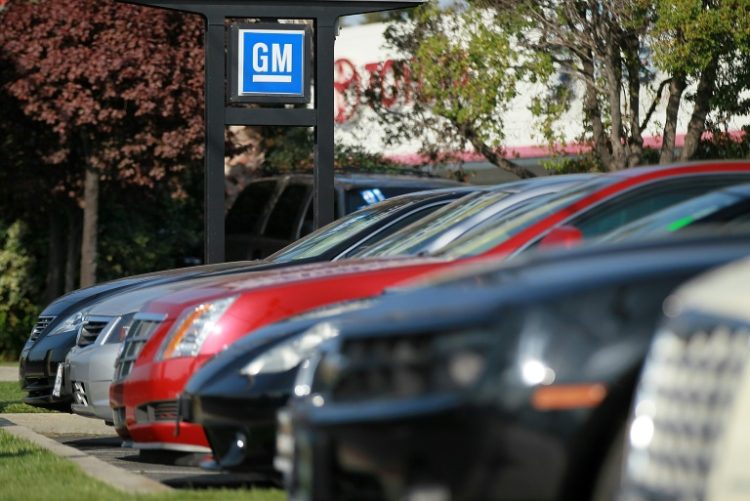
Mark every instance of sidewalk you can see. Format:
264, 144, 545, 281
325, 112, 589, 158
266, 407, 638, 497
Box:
6, 413, 117, 437
0, 366, 18, 382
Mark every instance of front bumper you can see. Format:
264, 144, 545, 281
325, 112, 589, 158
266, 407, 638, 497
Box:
180, 369, 292, 471
121, 355, 212, 450
284, 395, 568, 501
19, 330, 77, 410
68, 343, 121, 422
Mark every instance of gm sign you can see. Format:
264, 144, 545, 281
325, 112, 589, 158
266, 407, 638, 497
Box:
229, 23, 311, 103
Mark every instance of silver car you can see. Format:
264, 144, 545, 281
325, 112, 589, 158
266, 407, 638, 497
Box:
64, 276, 222, 422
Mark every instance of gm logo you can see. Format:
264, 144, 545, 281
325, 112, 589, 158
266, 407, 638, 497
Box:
230, 24, 311, 103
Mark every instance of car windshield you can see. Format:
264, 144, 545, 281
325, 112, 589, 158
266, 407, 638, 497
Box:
436, 177, 615, 258
350, 189, 516, 258
268, 195, 426, 263
600, 189, 747, 242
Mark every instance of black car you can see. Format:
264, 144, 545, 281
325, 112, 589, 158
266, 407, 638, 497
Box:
19, 185, 475, 410
602, 183, 750, 243
178, 175, 598, 471
225, 173, 464, 260
620, 256, 750, 500
278, 233, 750, 501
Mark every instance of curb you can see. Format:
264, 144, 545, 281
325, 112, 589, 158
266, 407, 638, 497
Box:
0, 416, 172, 494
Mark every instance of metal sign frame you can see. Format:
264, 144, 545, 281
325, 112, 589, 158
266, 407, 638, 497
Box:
117, 0, 426, 263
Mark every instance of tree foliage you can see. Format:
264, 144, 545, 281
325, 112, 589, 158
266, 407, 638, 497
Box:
0, 0, 205, 286
369, 0, 750, 172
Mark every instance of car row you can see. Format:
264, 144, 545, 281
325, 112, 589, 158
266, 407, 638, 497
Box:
18, 161, 750, 500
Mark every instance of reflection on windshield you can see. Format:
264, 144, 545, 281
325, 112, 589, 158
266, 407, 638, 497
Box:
601, 190, 744, 242
352, 190, 514, 258
437, 178, 613, 258
268, 197, 416, 263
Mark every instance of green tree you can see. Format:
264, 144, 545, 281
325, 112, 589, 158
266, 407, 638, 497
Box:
369, 0, 750, 172
371, 2, 543, 177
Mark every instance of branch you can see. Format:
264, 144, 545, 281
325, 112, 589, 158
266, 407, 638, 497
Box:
640, 78, 672, 133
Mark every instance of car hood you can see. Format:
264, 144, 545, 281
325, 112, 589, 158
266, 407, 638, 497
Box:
147, 256, 446, 311
39, 260, 260, 316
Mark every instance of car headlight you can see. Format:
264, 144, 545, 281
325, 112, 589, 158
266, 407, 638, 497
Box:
240, 322, 340, 377
47, 311, 85, 336
157, 296, 238, 360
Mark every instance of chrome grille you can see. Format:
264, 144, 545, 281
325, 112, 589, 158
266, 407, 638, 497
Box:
113, 318, 162, 382
76, 318, 111, 347
624, 320, 750, 499
29, 316, 55, 341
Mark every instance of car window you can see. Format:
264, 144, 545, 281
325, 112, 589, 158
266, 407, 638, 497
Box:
570, 176, 750, 238
264, 183, 310, 240
268, 197, 424, 263
600, 189, 747, 242
339, 204, 446, 258
351, 190, 515, 258
436, 178, 615, 258
344, 186, 437, 212
225, 180, 277, 235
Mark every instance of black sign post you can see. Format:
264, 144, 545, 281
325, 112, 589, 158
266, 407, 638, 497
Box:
117, 0, 425, 263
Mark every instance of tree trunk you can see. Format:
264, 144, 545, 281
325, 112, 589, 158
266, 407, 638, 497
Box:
43, 211, 64, 303
680, 58, 719, 161
582, 53, 612, 167
64, 206, 80, 293
603, 38, 627, 171
660, 75, 686, 164
79, 166, 99, 288
624, 33, 643, 167
460, 122, 537, 178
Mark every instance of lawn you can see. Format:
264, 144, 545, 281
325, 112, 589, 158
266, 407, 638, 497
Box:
0, 430, 285, 501
0, 381, 55, 413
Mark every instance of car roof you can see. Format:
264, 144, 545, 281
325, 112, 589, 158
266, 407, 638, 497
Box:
249, 172, 464, 189
606, 160, 750, 180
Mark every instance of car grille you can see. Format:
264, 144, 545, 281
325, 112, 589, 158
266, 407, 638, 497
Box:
624, 318, 750, 499
328, 329, 492, 403
29, 316, 55, 341
113, 318, 163, 382
76, 317, 111, 347
135, 400, 179, 423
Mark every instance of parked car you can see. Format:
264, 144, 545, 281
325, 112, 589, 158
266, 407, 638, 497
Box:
64, 174, 591, 423
65, 175, 588, 424
602, 183, 750, 243
620, 256, 750, 500
225, 173, 463, 260
278, 232, 750, 501
56, 187, 480, 419
113, 162, 750, 454
22, 185, 473, 411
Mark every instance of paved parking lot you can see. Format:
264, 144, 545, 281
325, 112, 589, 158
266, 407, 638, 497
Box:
54, 435, 277, 489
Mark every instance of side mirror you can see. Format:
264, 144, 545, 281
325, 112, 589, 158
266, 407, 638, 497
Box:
539, 225, 583, 249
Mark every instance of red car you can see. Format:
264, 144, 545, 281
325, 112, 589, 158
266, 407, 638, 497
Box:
111, 162, 750, 452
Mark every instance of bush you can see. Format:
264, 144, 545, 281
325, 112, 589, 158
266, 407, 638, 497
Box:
0, 221, 40, 359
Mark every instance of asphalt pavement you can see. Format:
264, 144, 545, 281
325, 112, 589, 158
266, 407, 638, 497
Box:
54, 436, 277, 489
2, 412, 277, 490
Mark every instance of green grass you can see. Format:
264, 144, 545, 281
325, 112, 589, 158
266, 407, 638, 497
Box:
0, 382, 55, 413
0, 429, 285, 501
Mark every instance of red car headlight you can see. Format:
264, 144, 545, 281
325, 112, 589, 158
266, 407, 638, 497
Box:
157, 296, 238, 360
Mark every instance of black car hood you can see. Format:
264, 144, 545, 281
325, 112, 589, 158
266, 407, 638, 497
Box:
39, 260, 260, 316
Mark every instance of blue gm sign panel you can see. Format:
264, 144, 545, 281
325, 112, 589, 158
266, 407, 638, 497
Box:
238, 29, 306, 97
